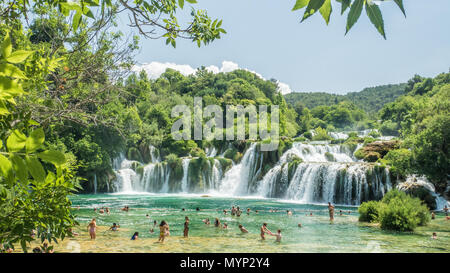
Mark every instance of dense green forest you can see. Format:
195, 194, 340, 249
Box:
284, 83, 407, 114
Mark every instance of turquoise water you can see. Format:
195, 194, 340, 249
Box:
65, 193, 450, 253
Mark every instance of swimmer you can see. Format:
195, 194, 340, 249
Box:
238, 224, 248, 233
298, 223, 302, 228
223, 209, 228, 215
431, 211, 435, 220
260, 223, 272, 240
183, 217, 189, 238
247, 208, 251, 215
287, 210, 293, 216
158, 220, 169, 243
432, 232, 437, 240
328, 202, 335, 221
214, 218, 221, 227
87, 218, 97, 240
270, 229, 282, 243
223, 223, 228, 229
109, 223, 120, 231
203, 218, 210, 225
131, 232, 139, 240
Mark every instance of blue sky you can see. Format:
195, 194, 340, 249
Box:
120, 1, 450, 94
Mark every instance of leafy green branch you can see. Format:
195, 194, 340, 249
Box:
293, 0, 407, 39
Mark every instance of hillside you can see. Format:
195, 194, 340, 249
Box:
285, 83, 407, 114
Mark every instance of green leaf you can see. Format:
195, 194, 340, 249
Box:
10, 155, 27, 184
6, 130, 27, 152
178, 0, 184, 9
346, 0, 364, 34
26, 128, 45, 153
5, 50, 33, 64
0, 76, 24, 96
365, 1, 386, 39
341, 0, 351, 14
0, 63, 27, 79
186, 0, 197, 3
319, 0, 332, 25
25, 156, 45, 183
38, 150, 66, 166
1, 33, 12, 58
292, 0, 310, 11
393, 0, 406, 17
72, 11, 82, 32
0, 154, 12, 179
301, 0, 326, 22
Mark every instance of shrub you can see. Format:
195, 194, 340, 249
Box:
378, 190, 430, 231
312, 127, 332, 141
382, 148, 412, 178
358, 201, 382, 222
354, 148, 365, 160
364, 151, 381, 162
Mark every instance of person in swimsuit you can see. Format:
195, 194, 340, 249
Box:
260, 223, 272, 240
231, 206, 236, 216
223, 209, 227, 215
328, 202, 335, 221
247, 208, 251, 215
109, 223, 120, 231
203, 218, 210, 225
270, 229, 282, 243
238, 224, 248, 233
87, 218, 97, 240
223, 222, 228, 229
214, 218, 221, 227
431, 211, 436, 220
184, 217, 189, 238
287, 210, 293, 216
131, 232, 139, 240
158, 220, 169, 243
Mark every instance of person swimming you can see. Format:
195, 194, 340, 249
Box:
87, 218, 97, 240
432, 232, 437, 239
214, 218, 221, 227
239, 224, 248, 233
247, 208, 251, 215
196, 207, 200, 211
223, 209, 227, 215
131, 232, 139, 240
287, 210, 293, 216
109, 223, 120, 231
339, 210, 343, 216
223, 223, 228, 229
182, 208, 185, 212
297, 223, 302, 228
183, 217, 189, 238
203, 218, 210, 225
270, 229, 282, 243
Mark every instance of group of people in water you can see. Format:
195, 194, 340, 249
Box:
81, 202, 448, 246
84, 202, 342, 244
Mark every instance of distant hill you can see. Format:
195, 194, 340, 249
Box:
284, 83, 407, 114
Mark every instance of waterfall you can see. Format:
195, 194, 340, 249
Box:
218, 143, 260, 195
93, 174, 97, 194
111, 139, 395, 205
181, 158, 191, 192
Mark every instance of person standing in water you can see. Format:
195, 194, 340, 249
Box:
270, 229, 282, 243
184, 217, 189, 238
158, 220, 169, 243
131, 232, 139, 240
87, 218, 97, 240
214, 218, 221, 227
260, 223, 272, 240
328, 202, 335, 221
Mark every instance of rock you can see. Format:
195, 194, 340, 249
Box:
362, 140, 400, 157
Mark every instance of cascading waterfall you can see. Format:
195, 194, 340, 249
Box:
218, 143, 261, 196
181, 158, 191, 192
111, 138, 396, 205
256, 142, 392, 205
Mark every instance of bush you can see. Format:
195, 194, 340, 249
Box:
358, 190, 431, 231
354, 148, 365, 160
364, 151, 381, 162
358, 201, 382, 222
312, 127, 332, 141
382, 148, 412, 178
378, 190, 430, 231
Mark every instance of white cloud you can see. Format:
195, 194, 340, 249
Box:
132, 60, 292, 95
